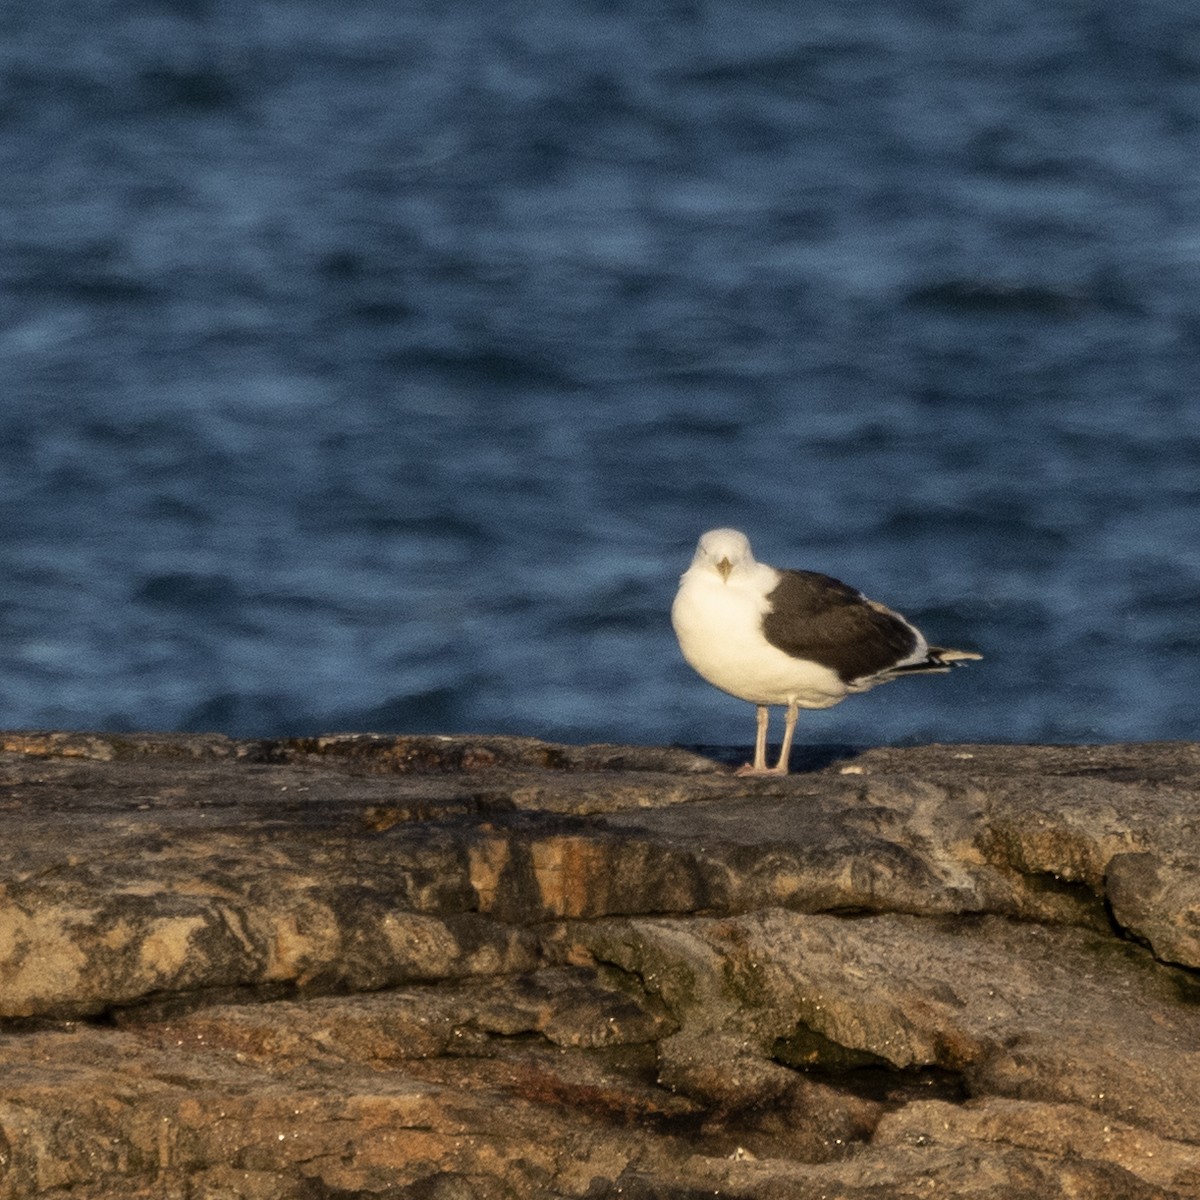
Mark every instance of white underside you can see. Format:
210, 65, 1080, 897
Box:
671, 562, 854, 709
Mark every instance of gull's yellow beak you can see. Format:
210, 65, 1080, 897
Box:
716, 557, 733, 582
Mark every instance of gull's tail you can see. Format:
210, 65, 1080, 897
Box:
884, 646, 983, 677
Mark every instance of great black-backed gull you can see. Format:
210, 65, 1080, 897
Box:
671, 528, 981, 775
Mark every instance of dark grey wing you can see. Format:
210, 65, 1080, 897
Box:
761, 570, 921, 683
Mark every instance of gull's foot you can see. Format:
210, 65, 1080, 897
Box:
734, 763, 789, 777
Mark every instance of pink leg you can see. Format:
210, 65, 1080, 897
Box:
770, 699, 799, 775
734, 705, 770, 775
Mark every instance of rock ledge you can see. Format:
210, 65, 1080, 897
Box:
0, 732, 1198, 1198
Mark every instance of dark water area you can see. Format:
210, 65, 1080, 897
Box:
2, 0, 1199, 750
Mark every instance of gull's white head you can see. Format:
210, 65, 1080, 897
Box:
690, 527, 755, 582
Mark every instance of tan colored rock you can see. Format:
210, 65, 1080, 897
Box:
1107, 849, 1200, 969
579, 909, 1200, 1142
0, 732, 1196, 1198
876, 1097, 1200, 1196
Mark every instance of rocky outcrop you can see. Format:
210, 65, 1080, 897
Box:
0, 732, 1198, 1197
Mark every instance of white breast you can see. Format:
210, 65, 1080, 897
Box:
671, 567, 849, 709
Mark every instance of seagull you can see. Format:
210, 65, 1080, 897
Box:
671, 528, 981, 775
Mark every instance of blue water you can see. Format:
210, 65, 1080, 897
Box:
3, 0, 1200, 749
